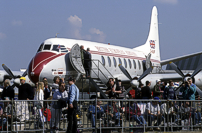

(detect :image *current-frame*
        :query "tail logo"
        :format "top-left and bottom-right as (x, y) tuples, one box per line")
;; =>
(149, 40), (155, 54)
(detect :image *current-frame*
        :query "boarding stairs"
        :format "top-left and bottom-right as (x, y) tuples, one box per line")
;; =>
(87, 59), (114, 99)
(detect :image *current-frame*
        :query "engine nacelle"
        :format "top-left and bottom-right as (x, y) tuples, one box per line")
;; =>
(130, 80), (139, 88)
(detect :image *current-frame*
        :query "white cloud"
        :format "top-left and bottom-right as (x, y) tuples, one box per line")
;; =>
(67, 15), (82, 28)
(89, 28), (106, 42)
(154, 0), (178, 5)
(89, 28), (104, 35)
(0, 32), (6, 40)
(12, 20), (22, 26)
(67, 15), (106, 42)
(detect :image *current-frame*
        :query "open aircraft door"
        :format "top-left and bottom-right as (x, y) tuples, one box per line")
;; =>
(69, 44), (86, 75)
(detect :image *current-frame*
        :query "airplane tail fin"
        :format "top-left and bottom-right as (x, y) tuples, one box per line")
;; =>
(134, 6), (160, 61)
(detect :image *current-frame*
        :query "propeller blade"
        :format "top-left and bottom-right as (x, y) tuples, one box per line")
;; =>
(118, 64), (133, 80)
(169, 62), (185, 78)
(138, 67), (153, 81)
(22, 70), (27, 77)
(191, 62), (202, 78)
(2, 64), (15, 79)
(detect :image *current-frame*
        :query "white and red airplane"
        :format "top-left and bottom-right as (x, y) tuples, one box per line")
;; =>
(25, 6), (202, 96)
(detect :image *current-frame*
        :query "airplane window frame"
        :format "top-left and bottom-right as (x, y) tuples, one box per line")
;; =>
(124, 58), (127, 68)
(138, 60), (141, 70)
(43, 44), (51, 50)
(128, 59), (132, 69)
(52, 45), (59, 52)
(113, 57), (117, 67)
(37, 43), (44, 52)
(118, 58), (122, 65)
(108, 56), (111, 67)
(101, 56), (105, 66)
(133, 60), (136, 69)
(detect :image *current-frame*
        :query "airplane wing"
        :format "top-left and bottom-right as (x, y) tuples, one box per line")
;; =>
(161, 51), (202, 65)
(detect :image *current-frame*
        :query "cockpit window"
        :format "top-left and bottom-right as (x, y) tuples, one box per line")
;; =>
(52, 44), (68, 53)
(37, 43), (44, 52)
(43, 44), (51, 50)
(52, 45), (59, 52)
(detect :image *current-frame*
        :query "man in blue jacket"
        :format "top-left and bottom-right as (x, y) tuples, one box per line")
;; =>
(66, 77), (79, 133)
(88, 100), (104, 127)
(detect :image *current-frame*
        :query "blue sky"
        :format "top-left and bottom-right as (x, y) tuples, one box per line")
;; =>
(1, 0), (202, 70)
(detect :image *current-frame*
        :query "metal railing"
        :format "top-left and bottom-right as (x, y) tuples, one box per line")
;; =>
(1, 99), (202, 132)
(83, 59), (114, 84)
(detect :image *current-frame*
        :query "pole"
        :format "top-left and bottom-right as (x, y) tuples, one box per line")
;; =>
(11, 99), (13, 133)
(95, 98), (97, 133)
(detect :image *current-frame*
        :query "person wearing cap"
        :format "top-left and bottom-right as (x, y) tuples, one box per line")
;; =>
(1, 79), (14, 100)
(16, 77), (33, 121)
(18, 77), (34, 100)
(141, 81), (151, 99)
(66, 77), (79, 133)
(50, 80), (68, 130)
(153, 79), (163, 99)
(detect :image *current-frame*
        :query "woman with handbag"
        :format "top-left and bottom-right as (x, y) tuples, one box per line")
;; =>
(50, 80), (68, 131)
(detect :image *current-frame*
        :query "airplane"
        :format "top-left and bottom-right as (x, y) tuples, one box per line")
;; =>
(7, 6), (201, 98)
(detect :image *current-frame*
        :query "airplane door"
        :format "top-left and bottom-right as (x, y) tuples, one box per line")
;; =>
(69, 44), (86, 75)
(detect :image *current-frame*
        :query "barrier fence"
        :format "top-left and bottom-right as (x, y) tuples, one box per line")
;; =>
(0, 99), (202, 132)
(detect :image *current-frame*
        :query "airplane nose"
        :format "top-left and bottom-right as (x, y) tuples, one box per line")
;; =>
(27, 52), (59, 83)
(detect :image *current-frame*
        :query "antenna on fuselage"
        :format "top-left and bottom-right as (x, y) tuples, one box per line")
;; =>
(55, 33), (59, 38)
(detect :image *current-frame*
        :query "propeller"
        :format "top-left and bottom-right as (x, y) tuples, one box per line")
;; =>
(2, 64), (28, 85)
(169, 61), (202, 80)
(169, 62), (202, 97)
(119, 64), (153, 87)
(22, 69), (27, 77)
(2, 64), (15, 79)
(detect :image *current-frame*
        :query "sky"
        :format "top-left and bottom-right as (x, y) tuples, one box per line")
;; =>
(1, 0), (202, 70)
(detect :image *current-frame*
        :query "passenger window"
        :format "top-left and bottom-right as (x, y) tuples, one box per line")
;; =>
(118, 58), (122, 65)
(124, 59), (127, 68)
(138, 60), (141, 70)
(133, 60), (136, 69)
(43, 44), (51, 50)
(128, 59), (132, 69)
(101, 56), (105, 66)
(37, 43), (44, 52)
(52, 45), (59, 52)
(108, 57), (111, 67)
(113, 57), (117, 67)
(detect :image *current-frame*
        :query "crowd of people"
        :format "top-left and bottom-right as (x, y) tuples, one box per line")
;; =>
(0, 76), (79, 133)
(0, 71), (201, 132)
(98, 77), (201, 131)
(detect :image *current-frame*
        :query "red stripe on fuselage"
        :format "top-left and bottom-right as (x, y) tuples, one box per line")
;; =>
(28, 52), (65, 83)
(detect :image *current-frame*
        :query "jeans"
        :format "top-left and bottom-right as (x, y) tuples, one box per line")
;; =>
(192, 112), (201, 124)
(91, 113), (103, 127)
(114, 112), (121, 125)
(147, 115), (163, 126)
(131, 115), (147, 125)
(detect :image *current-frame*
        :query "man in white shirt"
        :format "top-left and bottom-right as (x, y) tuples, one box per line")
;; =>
(146, 97), (163, 131)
